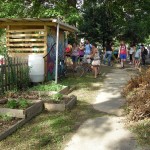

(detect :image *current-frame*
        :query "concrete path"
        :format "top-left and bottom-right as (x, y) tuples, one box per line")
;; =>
(64, 117), (142, 150)
(64, 68), (146, 150)
(93, 69), (130, 116)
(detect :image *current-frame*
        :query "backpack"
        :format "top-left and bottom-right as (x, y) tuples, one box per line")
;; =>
(65, 47), (71, 53)
(144, 48), (148, 55)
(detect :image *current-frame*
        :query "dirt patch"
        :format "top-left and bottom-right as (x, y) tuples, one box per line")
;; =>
(0, 118), (21, 133)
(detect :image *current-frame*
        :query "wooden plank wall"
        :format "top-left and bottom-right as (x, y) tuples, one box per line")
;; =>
(6, 26), (47, 57)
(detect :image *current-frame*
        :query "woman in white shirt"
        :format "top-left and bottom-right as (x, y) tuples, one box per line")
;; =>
(129, 44), (134, 64)
(89, 43), (100, 78)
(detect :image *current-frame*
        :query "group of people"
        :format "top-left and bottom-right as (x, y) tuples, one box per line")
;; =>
(65, 40), (100, 78)
(128, 44), (148, 68)
(103, 41), (148, 69)
(65, 40), (148, 78)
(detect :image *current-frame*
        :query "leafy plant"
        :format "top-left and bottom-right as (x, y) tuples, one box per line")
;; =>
(52, 93), (63, 102)
(6, 99), (30, 109)
(6, 100), (18, 109)
(31, 82), (63, 91)
(0, 114), (13, 121)
(18, 99), (29, 109)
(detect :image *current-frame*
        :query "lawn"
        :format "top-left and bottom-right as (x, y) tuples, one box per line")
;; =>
(0, 66), (111, 150)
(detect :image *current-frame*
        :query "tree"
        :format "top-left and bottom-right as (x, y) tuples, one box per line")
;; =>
(0, 0), (80, 24)
(79, 0), (150, 45)
(79, 0), (118, 46)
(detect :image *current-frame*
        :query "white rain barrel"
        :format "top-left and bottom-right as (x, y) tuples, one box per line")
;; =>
(28, 54), (44, 82)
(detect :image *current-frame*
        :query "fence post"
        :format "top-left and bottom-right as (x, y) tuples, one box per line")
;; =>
(0, 58), (4, 94)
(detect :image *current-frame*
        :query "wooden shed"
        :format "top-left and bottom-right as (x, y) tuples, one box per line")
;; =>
(0, 18), (78, 82)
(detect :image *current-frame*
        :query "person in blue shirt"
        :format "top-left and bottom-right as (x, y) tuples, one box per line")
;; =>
(84, 40), (92, 63)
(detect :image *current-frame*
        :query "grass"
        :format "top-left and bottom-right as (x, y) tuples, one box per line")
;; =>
(30, 81), (63, 92)
(2, 65), (149, 149)
(128, 119), (150, 147)
(0, 102), (105, 150)
(0, 66), (111, 150)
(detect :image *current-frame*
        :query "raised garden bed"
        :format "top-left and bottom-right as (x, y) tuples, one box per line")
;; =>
(43, 95), (77, 111)
(29, 86), (69, 97)
(0, 99), (43, 118)
(0, 98), (43, 141)
(0, 112), (42, 141)
(28, 82), (76, 97)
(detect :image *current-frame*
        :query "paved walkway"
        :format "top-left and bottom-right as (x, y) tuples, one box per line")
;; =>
(64, 67), (147, 150)
(93, 69), (129, 116)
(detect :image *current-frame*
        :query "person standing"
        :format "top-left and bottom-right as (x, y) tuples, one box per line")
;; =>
(65, 43), (72, 65)
(103, 42), (113, 66)
(71, 43), (79, 70)
(84, 40), (92, 63)
(134, 45), (141, 68)
(129, 44), (135, 64)
(118, 41), (127, 68)
(90, 43), (100, 78)
(78, 42), (85, 63)
(141, 44), (147, 66)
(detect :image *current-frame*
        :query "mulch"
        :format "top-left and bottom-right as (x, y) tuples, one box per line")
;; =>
(122, 68), (150, 121)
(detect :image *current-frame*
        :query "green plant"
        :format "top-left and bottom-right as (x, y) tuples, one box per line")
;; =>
(129, 119), (150, 146)
(6, 99), (30, 109)
(6, 100), (18, 109)
(31, 81), (63, 91)
(18, 99), (29, 109)
(0, 114), (13, 121)
(52, 93), (63, 102)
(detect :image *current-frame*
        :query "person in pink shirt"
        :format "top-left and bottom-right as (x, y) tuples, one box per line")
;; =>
(118, 41), (127, 68)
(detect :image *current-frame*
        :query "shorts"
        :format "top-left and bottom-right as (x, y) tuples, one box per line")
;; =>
(71, 56), (78, 63)
(135, 57), (140, 60)
(92, 60), (100, 66)
(120, 54), (126, 60)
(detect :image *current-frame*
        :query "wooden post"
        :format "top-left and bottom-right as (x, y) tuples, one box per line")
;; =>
(55, 21), (60, 84)
(6, 26), (10, 56)
(1, 58), (4, 93)
(44, 25), (48, 81)
(3, 57), (7, 91)
(8, 57), (10, 90)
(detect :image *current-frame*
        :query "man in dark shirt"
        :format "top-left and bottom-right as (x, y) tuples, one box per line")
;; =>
(103, 42), (113, 66)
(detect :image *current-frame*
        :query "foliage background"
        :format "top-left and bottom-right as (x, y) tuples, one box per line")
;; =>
(0, 0), (150, 48)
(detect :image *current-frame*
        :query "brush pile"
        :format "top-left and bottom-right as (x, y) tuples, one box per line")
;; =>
(122, 68), (150, 121)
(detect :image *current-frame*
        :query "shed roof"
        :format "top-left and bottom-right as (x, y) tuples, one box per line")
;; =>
(0, 18), (78, 32)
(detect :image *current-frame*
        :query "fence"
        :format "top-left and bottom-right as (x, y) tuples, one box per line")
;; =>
(0, 57), (29, 94)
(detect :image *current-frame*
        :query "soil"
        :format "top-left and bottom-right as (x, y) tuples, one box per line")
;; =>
(0, 118), (21, 133)
(7, 92), (39, 99)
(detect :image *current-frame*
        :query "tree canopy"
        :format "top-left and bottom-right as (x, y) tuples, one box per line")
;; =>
(79, 0), (150, 44)
(0, 0), (150, 45)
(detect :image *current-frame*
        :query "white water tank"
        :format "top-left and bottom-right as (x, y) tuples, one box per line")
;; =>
(28, 54), (44, 82)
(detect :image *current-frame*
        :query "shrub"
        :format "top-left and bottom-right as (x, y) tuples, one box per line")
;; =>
(6, 100), (18, 109)
(52, 93), (63, 102)
(18, 99), (29, 108)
